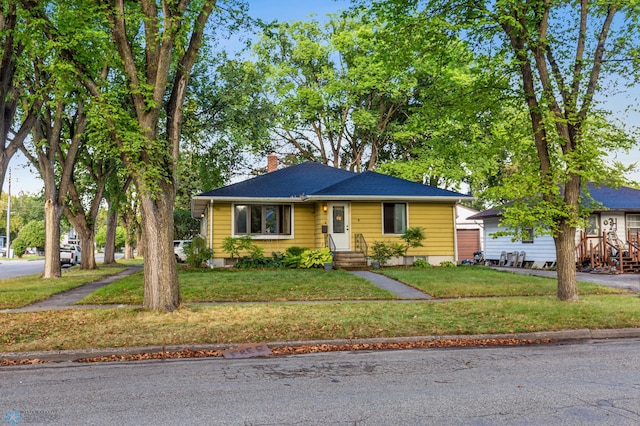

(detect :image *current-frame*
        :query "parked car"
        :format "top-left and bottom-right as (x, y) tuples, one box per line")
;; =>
(60, 244), (81, 266)
(174, 240), (191, 263)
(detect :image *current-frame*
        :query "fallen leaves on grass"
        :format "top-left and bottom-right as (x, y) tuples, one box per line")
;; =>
(74, 337), (554, 364)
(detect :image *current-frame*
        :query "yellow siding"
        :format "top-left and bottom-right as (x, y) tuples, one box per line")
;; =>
(209, 203), (320, 260)
(350, 202), (455, 256)
(207, 201), (455, 260)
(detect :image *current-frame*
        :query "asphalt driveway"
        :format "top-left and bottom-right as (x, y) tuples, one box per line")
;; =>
(492, 266), (640, 293)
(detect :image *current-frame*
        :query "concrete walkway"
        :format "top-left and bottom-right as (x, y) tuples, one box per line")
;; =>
(1, 265), (143, 313)
(348, 270), (433, 299)
(3, 265), (429, 313)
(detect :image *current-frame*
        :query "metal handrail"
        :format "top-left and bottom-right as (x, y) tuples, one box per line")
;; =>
(354, 233), (368, 259)
(325, 234), (336, 252)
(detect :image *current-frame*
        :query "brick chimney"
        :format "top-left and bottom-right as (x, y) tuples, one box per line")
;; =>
(267, 154), (278, 173)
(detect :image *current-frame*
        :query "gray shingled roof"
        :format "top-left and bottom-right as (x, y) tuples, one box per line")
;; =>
(312, 170), (467, 197)
(469, 183), (640, 220)
(197, 162), (356, 199)
(195, 162), (469, 200)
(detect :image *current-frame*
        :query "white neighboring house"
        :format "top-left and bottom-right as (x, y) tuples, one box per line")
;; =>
(469, 184), (640, 271)
(455, 205), (484, 263)
(469, 208), (556, 267)
(61, 228), (80, 245)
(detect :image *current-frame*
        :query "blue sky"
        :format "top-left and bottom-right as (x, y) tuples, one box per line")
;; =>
(4, 0), (639, 194)
(247, 0), (349, 22)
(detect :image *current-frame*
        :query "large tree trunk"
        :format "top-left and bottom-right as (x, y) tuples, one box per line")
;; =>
(103, 202), (117, 264)
(43, 199), (62, 278)
(554, 222), (579, 302)
(140, 192), (179, 311)
(120, 197), (138, 260)
(123, 212), (136, 260)
(136, 228), (144, 259)
(124, 241), (135, 259)
(79, 232), (96, 270)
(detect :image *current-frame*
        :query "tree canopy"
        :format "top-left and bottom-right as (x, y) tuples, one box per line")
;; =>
(366, 0), (639, 300)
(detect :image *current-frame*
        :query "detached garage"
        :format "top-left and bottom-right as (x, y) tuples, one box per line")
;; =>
(456, 205), (483, 263)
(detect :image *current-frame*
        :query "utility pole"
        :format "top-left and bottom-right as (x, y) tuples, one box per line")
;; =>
(5, 168), (10, 258)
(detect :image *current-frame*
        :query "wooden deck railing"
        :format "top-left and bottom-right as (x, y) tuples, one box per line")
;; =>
(576, 230), (640, 273)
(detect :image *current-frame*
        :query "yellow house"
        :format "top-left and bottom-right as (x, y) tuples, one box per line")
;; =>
(191, 161), (472, 267)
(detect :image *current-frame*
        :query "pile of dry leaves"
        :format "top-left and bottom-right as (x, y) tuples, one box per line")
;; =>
(1, 338), (555, 366)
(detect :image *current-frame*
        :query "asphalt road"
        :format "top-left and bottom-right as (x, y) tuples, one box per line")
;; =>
(0, 258), (44, 279)
(2, 338), (639, 425)
(0, 254), (121, 280)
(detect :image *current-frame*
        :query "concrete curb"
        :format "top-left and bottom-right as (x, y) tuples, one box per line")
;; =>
(3, 328), (640, 364)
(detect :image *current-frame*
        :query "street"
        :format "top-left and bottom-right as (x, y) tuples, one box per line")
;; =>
(0, 259), (44, 279)
(0, 254), (120, 280)
(2, 338), (639, 425)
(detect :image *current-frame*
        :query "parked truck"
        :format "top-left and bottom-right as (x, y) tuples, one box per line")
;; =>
(60, 244), (81, 266)
(174, 240), (191, 263)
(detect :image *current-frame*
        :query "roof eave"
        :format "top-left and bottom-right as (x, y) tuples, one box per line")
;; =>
(192, 194), (474, 217)
(191, 196), (307, 217)
(308, 195), (474, 202)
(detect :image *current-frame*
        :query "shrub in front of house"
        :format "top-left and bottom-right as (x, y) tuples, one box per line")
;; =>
(299, 248), (333, 269)
(370, 241), (404, 267)
(413, 259), (432, 268)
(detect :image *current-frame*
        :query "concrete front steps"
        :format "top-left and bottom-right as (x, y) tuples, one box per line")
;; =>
(333, 251), (368, 270)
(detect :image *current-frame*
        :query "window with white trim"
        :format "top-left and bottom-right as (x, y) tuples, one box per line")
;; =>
(586, 214), (600, 236)
(521, 227), (534, 243)
(627, 214), (640, 238)
(383, 203), (407, 234)
(234, 205), (292, 235)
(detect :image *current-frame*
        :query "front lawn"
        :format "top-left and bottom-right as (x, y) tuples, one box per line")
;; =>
(3, 295), (640, 352)
(2, 265), (638, 354)
(379, 266), (628, 298)
(79, 268), (397, 305)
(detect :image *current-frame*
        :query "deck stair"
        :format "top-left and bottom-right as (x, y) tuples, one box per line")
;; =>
(332, 251), (368, 270)
(576, 231), (640, 274)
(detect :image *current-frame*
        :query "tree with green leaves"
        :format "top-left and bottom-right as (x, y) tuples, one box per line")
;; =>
(255, 14), (426, 171)
(63, 138), (119, 270)
(12, 219), (45, 253)
(366, 0), (639, 300)
(22, 0), (248, 310)
(0, 2), (41, 200)
(94, 0), (223, 310)
(178, 53), (274, 196)
(254, 10), (515, 192)
(21, 78), (88, 278)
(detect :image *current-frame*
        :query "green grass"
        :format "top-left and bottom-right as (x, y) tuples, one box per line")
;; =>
(79, 268), (397, 305)
(379, 266), (628, 298)
(2, 265), (638, 353)
(0, 266), (126, 309)
(2, 295), (640, 352)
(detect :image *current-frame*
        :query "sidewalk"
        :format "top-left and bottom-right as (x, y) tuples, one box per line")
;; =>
(2, 266), (427, 313)
(3, 265), (640, 363)
(1, 265), (143, 313)
(348, 270), (433, 299)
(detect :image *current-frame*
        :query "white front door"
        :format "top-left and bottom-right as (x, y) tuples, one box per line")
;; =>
(329, 203), (350, 251)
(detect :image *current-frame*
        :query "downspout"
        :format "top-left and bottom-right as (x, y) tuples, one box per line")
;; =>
(209, 200), (214, 268)
(453, 203), (459, 264)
